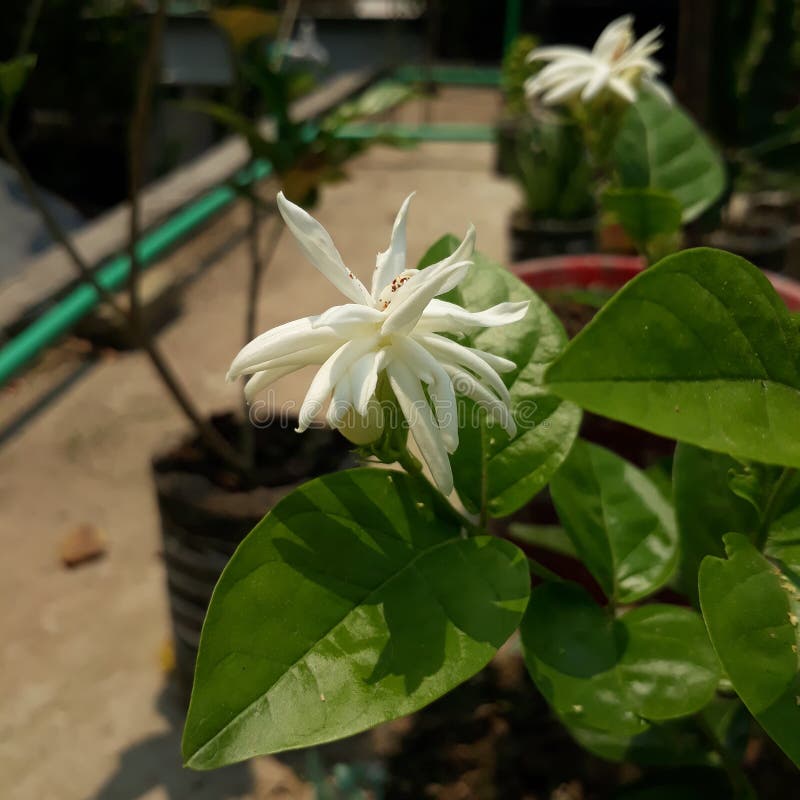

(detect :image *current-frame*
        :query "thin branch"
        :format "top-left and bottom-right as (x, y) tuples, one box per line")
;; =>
(272, 0), (302, 71)
(756, 467), (797, 551)
(125, 1), (247, 472)
(0, 128), (129, 322)
(241, 206), (283, 466)
(244, 208), (283, 345)
(127, 0), (168, 331)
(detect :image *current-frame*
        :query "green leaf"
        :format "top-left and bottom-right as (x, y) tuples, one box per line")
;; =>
(549, 440), (678, 603)
(418, 236), (582, 517)
(546, 248), (800, 470)
(567, 695), (747, 767)
(507, 523), (577, 558)
(322, 81), (414, 133)
(614, 90), (726, 222)
(699, 533), (800, 767)
(566, 718), (710, 766)
(672, 444), (760, 604)
(182, 468), (530, 769)
(768, 499), (800, 579)
(520, 582), (720, 736)
(0, 55), (36, 111)
(601, 187), (682, 251)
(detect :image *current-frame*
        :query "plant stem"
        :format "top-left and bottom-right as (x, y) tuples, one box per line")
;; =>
(395, 448), (481, 535)
(0, 128), (129, 322)
(244, 208), (283, 345)
(694, 713), (756, 799)
(127, 0), (167, 333)
(241, 206), (283, 467)
(478, 423), (489, 530)
(755, 467), (797, 551)
(124, 1), (247, 473)
(272, 0), (302, 71)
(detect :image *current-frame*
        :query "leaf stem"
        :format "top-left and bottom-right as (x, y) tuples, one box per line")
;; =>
(395, 449), (482, 536)
(479, 422), (489, 530)
(755, 467), (797, 552)
(694, 713), (756, 799)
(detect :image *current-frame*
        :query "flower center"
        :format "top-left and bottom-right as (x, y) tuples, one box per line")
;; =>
(376, 269), (418, 311)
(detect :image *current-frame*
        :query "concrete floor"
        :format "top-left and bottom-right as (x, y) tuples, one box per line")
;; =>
(0, 88), (518, 800)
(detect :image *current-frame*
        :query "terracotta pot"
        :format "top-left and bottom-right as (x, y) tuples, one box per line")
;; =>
(152, 413), (353, 698)
(512, 253), (800, 311)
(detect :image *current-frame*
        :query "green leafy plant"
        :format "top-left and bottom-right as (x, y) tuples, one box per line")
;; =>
(182, 187), (800, 796)
(523, 16), (726, 261)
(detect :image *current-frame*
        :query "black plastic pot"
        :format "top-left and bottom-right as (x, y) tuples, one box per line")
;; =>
(705, 215), (791, 273)
(152, 413), (353, 698)
(509, 209), (596, 261)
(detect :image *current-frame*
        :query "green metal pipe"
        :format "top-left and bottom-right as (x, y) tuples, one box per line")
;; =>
(0, 160), (271, 386)
(339, 122), (494, 143)
(0, 70), (501, 388)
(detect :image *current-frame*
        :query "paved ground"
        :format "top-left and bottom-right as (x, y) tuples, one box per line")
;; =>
(0, 88), (517, 800)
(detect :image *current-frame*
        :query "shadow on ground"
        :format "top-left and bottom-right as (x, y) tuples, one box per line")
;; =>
(92, 682), (253, 800)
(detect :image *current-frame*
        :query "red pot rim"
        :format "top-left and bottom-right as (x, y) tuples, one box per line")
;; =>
(512, 253), (800, 312)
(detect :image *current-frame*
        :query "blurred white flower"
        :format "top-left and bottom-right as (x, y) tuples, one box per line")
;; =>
(525, 14), (671, 106)
(227, 192), (529, 494)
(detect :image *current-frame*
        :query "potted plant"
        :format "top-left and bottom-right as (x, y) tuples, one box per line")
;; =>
(499, 35), (596, 259)
(523, 14), (726, 269)
(178, 186), (800, 796)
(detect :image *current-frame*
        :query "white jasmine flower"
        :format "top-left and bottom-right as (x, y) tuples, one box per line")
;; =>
(227, 192), (529, 494)
(525, 14), (671, 106)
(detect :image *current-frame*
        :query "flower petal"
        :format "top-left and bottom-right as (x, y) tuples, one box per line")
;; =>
(243, 363), (302, 403)
(641, 77), (673, 105)
(387, 359), (453, 495)
(527, 45), (593, 63)
(581, 64), (611, 101)
(277, 192), (371, 305)
(542, 73), (593, 104)
(425, 224), (476, 272)
(371, 192), (415, 300)
(297, 337), (379, 432)
(415, 299), (529, 335)
(393, 338), (458, 453)
(326, 370), (356, 428)
(593, 14), (633, 60)
(417, 333), (513, 406)
(381, 260), (472, 336)
(312, 303), (384, 335)
(608, 76), (637, 103)
(351, 348), (390, 416)
(227, 317), (342, 379)
(445, 366), (517, 439)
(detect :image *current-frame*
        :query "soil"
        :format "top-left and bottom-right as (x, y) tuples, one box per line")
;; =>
(381, 642), (798, 800)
